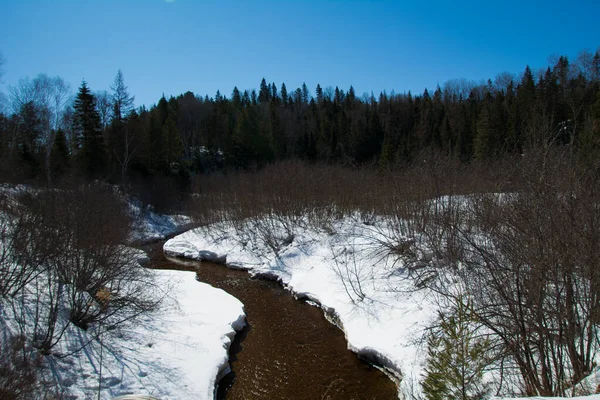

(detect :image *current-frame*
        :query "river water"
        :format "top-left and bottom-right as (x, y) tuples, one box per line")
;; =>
(146, 242), (398, 400)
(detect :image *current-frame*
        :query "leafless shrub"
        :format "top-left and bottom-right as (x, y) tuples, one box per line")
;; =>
(0, 335), (41, 400)
(0, 188), (60, 298)
(2, 183), (161, 356)
(329, 244), (368, 303)
(423, 147), (600, 396)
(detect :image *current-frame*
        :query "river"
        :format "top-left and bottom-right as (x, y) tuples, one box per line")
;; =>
(145, 241), (398, 400)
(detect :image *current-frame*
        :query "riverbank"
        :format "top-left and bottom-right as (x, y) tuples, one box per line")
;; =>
(164, 217), (439, 397)
(0, 250), (246, 399)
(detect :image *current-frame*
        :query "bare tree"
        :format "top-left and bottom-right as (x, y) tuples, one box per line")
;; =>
(109, 70), (136, 188)
(45, 77), (70, 183)
(95, 90), (113, 130)
(443, 78), (477, 101)
(9, 77), (37, 113)
(494, 72), (516, 92)
(9, 75), (70, 183)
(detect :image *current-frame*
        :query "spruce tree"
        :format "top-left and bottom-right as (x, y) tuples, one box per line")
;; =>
(271, 82), (278, 102)
(232, 87), (242, 109)
(258, 78), (270, 103)
(316, 84), (323, 104)
(422, 296), (491, 400)
(72, 81), (106, 179)
(280, 83), (288, 105)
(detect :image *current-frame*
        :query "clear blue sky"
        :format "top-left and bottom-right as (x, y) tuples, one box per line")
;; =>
(1, 0), (598, 108)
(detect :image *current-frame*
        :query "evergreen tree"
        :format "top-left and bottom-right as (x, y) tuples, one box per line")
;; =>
(232, 86), (242, 108)
(316, 84), (323, 104)
(49, 128), (70, 179)
(280, 83), (288, 105)
(232, 108), (257, 167)
(72, 81), (106, 179)
(110, 69), (135, 123)
(422, 296), (491, 400)
(269, 101), (285, 158)
(163, 112), (182, 171)
(259, 78), (270, 103)
(474, 92), (494, 160)
(301, 82), (310, 104)
(16, 101), (43, 170)
(271, 82), (278, 102)
(516, 66), (536, 146)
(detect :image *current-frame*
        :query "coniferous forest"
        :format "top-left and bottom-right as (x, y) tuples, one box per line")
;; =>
(1, 50), (599, 203)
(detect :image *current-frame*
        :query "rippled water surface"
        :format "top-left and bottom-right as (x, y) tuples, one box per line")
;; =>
(147, 242), (398, 400)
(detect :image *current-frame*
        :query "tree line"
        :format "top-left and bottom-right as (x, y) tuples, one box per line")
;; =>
(0, 49), (599, 190)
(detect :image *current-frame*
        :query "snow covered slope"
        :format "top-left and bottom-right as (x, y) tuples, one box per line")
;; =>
(1, 264), (245, 399)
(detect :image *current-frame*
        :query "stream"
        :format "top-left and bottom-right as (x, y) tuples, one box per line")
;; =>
(145, 241), (398, 400)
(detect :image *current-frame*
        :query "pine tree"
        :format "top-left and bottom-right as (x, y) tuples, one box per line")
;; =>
(280, 83), (288, 105)
(422, 296), (491, 400)
(301, 82), (310, 104)
(316, 84), (323, 104)
(516, 66), (536, 146)
(259, 78), (270, 103)
(271, 82), (278, 102)
(72, 81), (106, 179)
(232, 86), (242, 108)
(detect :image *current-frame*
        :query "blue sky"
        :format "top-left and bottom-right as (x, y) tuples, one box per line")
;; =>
(1, 0), (598, 108)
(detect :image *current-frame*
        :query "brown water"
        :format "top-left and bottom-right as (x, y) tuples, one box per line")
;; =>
(146, 242), (398, 400)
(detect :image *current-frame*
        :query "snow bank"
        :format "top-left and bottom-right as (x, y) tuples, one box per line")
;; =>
(79, 268), (245, 399)
(164, 217), (438, 397)
(1, 266), (245, 400)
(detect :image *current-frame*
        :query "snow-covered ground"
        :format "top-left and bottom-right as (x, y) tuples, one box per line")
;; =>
(0, 259), (246, 400)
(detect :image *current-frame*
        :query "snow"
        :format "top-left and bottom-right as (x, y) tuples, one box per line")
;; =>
(128, 199), (192, 242)
(164, 216), (440, 397)
(1, 265), (245, 399)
